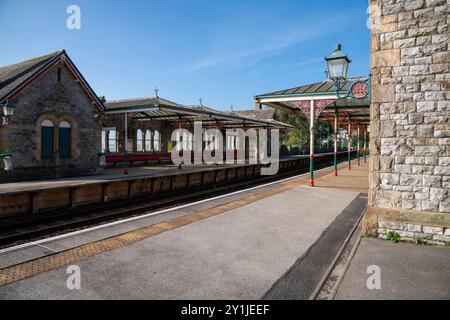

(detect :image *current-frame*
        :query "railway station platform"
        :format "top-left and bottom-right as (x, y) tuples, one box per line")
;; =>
(0, 154), (346, 194)
(335, 238), (450, 300)
(0, 159), (369, 299)
(0, 152), (355, 217)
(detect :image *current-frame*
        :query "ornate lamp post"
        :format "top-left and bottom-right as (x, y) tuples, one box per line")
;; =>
(326, 44), (372, 172)
(325, 44), (351, 174)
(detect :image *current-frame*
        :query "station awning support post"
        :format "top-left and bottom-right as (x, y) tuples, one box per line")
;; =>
(347, 116), (352, 171)
(310, 100), (315, 187)
(364, 125), (367, 163)
(357, 123), (361, 166)
(334, 110), (338, 176)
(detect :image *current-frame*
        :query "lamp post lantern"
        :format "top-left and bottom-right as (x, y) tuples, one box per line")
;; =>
(325, 43), (351, 82)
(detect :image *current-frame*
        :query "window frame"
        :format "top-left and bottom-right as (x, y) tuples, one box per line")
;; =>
(145, 129), (152, 152)
(153, 130), (160, 152)
(107, 128), (118, 153)
(136, 129), (144, 152)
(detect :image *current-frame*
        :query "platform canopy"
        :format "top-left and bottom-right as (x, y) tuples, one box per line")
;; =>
(254, 77), (370, 126)
(255, 76), (371, 187)
(105, 97), (297, 131)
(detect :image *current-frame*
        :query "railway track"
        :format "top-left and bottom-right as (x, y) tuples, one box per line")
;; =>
(0, 153), (358, 249)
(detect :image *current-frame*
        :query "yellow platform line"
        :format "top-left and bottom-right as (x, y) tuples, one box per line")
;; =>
(0, 162), (359, 287)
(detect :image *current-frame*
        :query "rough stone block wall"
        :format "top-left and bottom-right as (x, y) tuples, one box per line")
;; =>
(0, 64), (102, 181)
(369, 0), (450, 217)
(378, 220), (450, 245)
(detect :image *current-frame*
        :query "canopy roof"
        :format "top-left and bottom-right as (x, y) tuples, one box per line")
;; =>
(105, 97), (296, 130)
(233, 108), (278, 121)
(255, 77), (370, 126)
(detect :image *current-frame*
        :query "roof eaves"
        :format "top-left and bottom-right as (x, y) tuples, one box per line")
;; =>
(0, 51), (63, 103)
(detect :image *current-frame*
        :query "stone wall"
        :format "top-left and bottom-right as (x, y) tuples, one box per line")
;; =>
(378, 220), (450, 245)
(367, 0), (450, 243)
(0, 64), (102, 181)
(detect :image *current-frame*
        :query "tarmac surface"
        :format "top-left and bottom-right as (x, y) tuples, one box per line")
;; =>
(335, 238), (450, 300)
(0, 162), (367, 299)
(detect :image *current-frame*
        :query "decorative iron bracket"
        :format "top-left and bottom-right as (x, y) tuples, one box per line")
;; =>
(286, 99), (336, 125)
(335, 78), (370, 100)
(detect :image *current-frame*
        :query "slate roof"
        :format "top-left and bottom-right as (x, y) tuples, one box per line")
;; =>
(0, 50), (104, 111)
(255, 76), (370, 124)
(255, 77), (369, 98)
(0, 51), (62, 102)
(106, 96), (186, 110)
(234, 108), (278, 121)
(105, 98), (296, 130)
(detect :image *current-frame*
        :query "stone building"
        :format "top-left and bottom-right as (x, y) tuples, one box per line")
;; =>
(365, 0), (450, 244)
(0, 50), (104, 181)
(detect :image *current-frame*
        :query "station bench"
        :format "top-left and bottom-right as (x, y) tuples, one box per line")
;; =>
(106, 151), (238, 168)
(0, 151), (359, 217)
(106, 154), (172, 167)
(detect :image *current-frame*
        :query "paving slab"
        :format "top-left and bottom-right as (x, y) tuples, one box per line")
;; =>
(335, 238), (450, 300)
(0, 185), (360, 299)
(0, 172), (312, 269)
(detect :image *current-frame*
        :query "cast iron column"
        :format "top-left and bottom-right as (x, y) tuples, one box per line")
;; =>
(334, 111), (338, 176)
(347, 118), (352, 171)
(310, 100), (315, 187)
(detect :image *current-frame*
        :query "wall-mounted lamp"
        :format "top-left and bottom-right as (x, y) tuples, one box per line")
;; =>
(1, 153), (13, 172)
(1, 100), (16, 127)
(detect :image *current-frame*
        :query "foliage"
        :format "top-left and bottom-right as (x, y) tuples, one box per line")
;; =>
(278, 111), (334, 150)
(414, 238), (427, 245)
(386, 231), (401, 243)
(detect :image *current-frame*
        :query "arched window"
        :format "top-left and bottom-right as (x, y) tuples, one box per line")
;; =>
(136, 129), (143, 152)
(154, 130), (160, 151)
(145, 129), (152, 152)
(41, 120), (54, 157)
(59, 121), (72, 157)
(182, 131), (193, 151)
(204, 132), (210, 151)
(108, 129), (117, 153)
(188, 132), (193, 151)
(227, 135), (236, 151)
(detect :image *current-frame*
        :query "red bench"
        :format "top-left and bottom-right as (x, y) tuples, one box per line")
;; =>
(106, 151), (238, 167)
(106, 154), (172, 167)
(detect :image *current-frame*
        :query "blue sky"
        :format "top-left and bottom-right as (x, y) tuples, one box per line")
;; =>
(0, 0), (370, 110)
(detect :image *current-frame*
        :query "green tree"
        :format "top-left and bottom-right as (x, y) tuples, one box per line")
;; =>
(279, 111), (334, 151)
